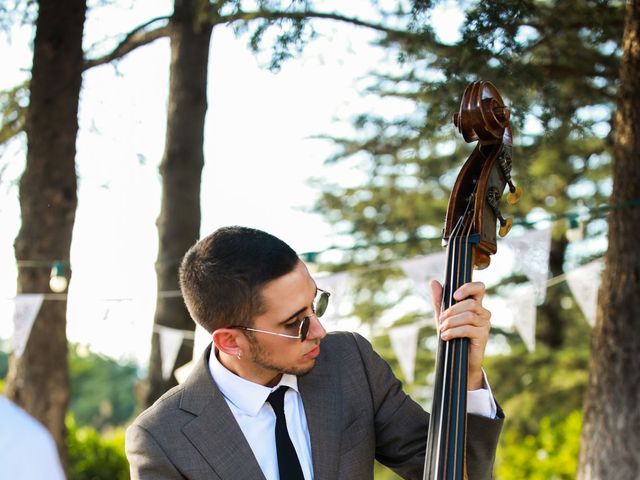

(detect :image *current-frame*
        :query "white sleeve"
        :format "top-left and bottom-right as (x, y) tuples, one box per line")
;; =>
(0, 398), (65, 480)
(466, 369), (498, 419)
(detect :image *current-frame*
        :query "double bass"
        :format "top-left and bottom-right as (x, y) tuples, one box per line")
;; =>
(423, 81), (521, 479)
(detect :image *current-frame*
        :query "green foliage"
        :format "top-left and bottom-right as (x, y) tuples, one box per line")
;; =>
(0, 346), (8, 380)
(485, 343), (589, 436)
(375, 460), (403, 479)
(0, 81), (28, 146)
(470, 337), (588, 479)
(0, 1), (38, 33)
(496, 411), (582, 480)
(0, 344), (138, 429)
(67, 415), (129, 480)
(313, 0), (620, 335)
(371, 322), (589, 479)
(69, 344), (139, 430)
(219, 1), (321, 71)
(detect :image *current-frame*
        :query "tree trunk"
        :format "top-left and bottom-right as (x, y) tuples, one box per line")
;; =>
(5, 0), (86, 470)
(536, 234), (569, 348)
(144, 0), (212, 406)
(578, 1), (640, 478)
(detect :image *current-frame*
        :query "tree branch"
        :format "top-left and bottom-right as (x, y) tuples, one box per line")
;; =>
(83, 16), (171, 71)
(82, 8), (450, 72)
(213, 9), (450, 52)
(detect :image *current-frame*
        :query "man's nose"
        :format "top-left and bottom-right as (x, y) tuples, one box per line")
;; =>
(307, 314), (327, 340)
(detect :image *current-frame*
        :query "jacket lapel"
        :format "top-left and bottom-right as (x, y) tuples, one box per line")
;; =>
(179, 344), (266, 480)
(299, 351), (342, 479)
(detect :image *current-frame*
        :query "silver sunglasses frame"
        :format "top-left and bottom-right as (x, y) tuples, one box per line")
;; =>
(231, 288), (330, 342)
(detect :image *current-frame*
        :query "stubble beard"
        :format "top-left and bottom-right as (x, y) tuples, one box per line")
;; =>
(247, 338), (315, 377)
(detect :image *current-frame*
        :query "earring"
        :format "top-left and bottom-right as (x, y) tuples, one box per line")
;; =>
(236, 350), (242, 360)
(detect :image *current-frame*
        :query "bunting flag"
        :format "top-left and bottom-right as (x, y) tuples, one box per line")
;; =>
(315, 271), (350, 322)
(505, 227), (552, 302)
(388, 323), (420, 384)
(193, 324), (212, 361)
(399, 252), (447, 309)
(566, 259), (603, 327)
(156, 325), (189, 380)
(173, 326), (211, 384)
(11, 294), (45, 359)
(506, 284), (537, 352)
(174, 360), (194, 384)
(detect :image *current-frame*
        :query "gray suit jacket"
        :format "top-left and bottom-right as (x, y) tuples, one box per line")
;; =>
(126, 332), (503, 479)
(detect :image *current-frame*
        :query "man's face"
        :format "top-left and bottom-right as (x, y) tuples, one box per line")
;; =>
(243, 260), (327, 385)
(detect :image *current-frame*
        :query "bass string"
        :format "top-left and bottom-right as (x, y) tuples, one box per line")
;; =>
(454, 221), (475, 476)
(442, 219), (475, 477)
(433, 185), (478, 477)
(432, 235), (456, 476)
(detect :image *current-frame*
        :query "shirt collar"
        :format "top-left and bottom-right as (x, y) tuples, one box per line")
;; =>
(209, 347), (299, 417)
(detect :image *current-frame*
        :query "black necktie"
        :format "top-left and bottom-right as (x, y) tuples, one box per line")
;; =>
(266, 386), (305, 480)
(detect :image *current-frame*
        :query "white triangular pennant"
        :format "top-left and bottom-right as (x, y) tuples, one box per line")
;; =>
(506, 285), (537, 352)
(12, 294), (45, 358)
(566, 260), (603, 327)
(174, 360), (194, 384)
(506, 228), (552, 302)
(193, 324), (212, 361)
(388, 323), (420, 384)
(399, 252), (447, 308)
(157, 326), (185, 380)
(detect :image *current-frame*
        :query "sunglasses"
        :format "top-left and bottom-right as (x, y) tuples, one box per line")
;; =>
(231, 288), (330, 342)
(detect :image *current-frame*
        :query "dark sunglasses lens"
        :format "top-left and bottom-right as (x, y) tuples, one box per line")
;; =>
(300, 317), (310, 342)
(316, 293), (329, 317)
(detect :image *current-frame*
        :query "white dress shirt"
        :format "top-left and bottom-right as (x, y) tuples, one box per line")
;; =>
(0, 395), (66, 480)
(209, 348), (497, 480)
(209, 350), (314, 480)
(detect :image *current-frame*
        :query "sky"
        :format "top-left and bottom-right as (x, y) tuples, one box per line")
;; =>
(0, 1), (469, 364)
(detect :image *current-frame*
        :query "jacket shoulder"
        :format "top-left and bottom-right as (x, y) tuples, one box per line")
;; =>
(130, 384), (188, 431)
(322, 330), (370, 352)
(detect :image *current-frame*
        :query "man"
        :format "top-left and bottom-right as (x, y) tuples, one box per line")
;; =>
(126, 226), (503, 479)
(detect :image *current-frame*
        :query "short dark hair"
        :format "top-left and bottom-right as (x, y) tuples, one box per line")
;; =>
(179, 226), (299, 332)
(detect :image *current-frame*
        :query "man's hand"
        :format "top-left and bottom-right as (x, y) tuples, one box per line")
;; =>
(430, 280), (491, 390)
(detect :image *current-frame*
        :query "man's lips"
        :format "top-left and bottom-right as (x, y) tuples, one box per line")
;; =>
(305, 345), (321, 359)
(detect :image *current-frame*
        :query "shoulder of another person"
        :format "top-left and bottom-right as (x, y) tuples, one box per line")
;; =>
(0, 397), (52, 442)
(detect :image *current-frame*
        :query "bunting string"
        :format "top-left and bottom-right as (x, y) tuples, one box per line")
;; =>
(3, 227), (605, 383)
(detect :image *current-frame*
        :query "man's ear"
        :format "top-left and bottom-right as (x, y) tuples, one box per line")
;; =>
(213, 328), (243, 357)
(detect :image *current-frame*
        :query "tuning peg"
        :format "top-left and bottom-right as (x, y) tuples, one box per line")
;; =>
(497, 146), (522, 204)
(507, 184), (522, 205)
(499, 217), (513, 237)
(487, 186), (513, 237)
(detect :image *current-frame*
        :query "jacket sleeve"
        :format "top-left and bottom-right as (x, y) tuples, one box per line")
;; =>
(126, 423), (185, 480)
(350, 332), (503, 480)
(466, 407), (504, 479)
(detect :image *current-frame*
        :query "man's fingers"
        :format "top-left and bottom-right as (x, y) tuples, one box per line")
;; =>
(440, 325), (475, 341)
(453, 281), (486, 302)
(439, 309), (489, 330)
(440, 318), (491, 341)
(430, 279), (443, 323)
(440, 298), (487, 321)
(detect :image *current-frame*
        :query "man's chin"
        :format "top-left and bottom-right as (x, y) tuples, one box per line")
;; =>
(294, 366), (314, 377)
(282, 363), (315, 377)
